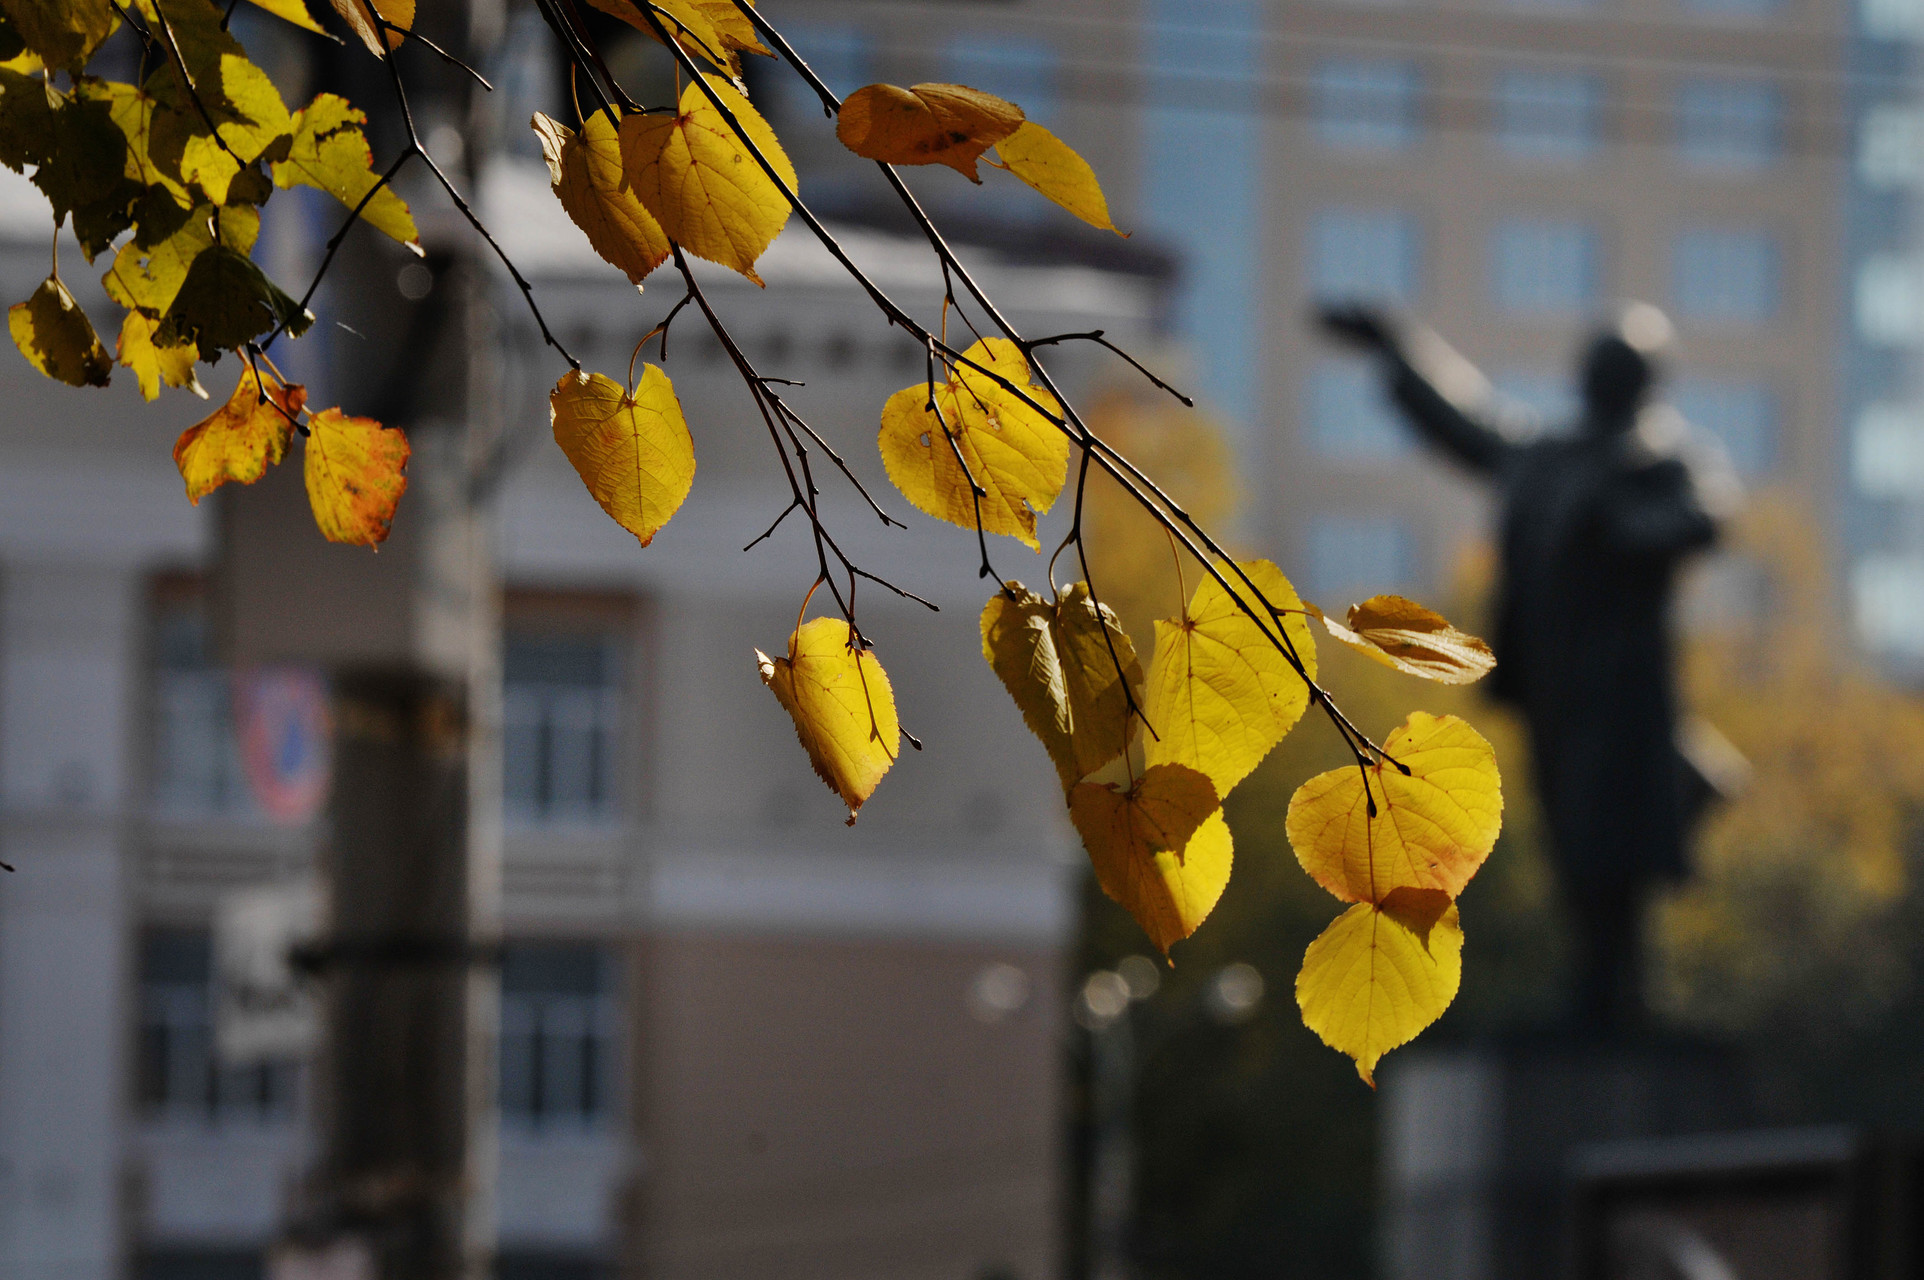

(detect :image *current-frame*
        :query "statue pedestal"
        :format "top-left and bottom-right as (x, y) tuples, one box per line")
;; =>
(1377, 1037), (1750, 1280)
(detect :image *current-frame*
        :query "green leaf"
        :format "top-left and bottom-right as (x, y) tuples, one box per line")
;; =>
(272, 94), (417, 249)
(158, 243), (310, 360)
(0, 0), (114, 71)
(10, 275), (111, 386)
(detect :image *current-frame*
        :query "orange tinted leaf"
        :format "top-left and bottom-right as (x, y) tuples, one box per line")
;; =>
(303, 407), (409, 545)
(836, 82), (1024, 180)
(325, 0), (411, 55)
(1287, 712), (1503, 904)
(1315, 595), (1496, 685)
(1297, 888), (1462, 1085)
(173, 366), (304, 503)
(1070, 762), (1228, 956)
(756, 617), (900, 823)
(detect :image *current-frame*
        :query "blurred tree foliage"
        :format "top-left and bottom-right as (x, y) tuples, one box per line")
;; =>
(1653, 498), (1924, 1124)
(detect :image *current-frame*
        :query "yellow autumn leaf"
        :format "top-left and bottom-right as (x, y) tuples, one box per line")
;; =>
(756, 616), (900, 824)
(274, 94), (420, 251)
(1070, 763), (1228, 957)
(533, 109), (669, 286)
(1287, 712), (1503, 905)
(10, 275), (110, 387)
(619, 74), (794, 284)
(1296, 889), (1462, 1085)
(325, 0), (411, 55)
(981, 580), (1142, 793)
(585, 0), (768, 77)
(836, 82), (1024, 180)
(549, 365), (695, 547)
(246, 0), (326, 33)
(173, 366), (305, 503)
(304, 407), (409, 546)
(5, 0), (114, 70)
(878, 336), (1066, 549)
(1315, 595), (1496, 685)
(1142, 559), (1317, 800)
(993, 121), (1123, 236)
(117, 310), (203, 401)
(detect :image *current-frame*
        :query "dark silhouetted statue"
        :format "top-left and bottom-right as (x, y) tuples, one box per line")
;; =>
(1318, 302), (1738, 1032)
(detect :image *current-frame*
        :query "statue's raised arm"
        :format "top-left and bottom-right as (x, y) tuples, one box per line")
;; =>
(1317, 302), (1512, 474)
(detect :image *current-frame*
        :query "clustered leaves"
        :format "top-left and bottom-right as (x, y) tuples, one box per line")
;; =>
(13, 0), (1503, 1081)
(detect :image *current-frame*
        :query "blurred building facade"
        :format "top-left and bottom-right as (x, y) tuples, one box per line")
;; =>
(769, 0), (1853, 632)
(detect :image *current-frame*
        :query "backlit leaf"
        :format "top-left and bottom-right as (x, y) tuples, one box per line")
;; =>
(0, 0), (114, 70)
(245, 0), (325, 33)
(158, 243), (311, 360)
(1070, 763), (1228, 956)
(756, 616), (900, 824)
(1315, 595), (1496, 685)
(981, 580), (1142, 793)
(1287, 712), (1503, 905)
(82, 79), (192, 208)
(118, 310), (203, 400)
(274, 94), (419, 250)
(35, 85), (143, 259)
(304, 407), (408, 545)
(104, 203), (257, 319)
(173, 365), (304, 502)
(836, 82), (1023, 181)
(10, 275), (110, 386)
(993, 121), (1122, 235)
(325, 0), (411, 55)
(585, 0), (768, 78)
(0, 66), (53, 171)
(532, 109), (668, 285)
(878, 336), (1066, 549)
(1142, 559), (1317, 799)
(549, 365), (695, 547)
(1297, 889), (1462, 1085)
(619, 74), (794, 283)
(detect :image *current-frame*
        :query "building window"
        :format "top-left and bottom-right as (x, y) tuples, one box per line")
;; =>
(1305, 358), (1408, 460)
(1308, 207), (1422, 304)
(151, 592), (252, 818)
(500, 942), (619, 1130)
(137, 928), (297, 1124)
(1671, 228), (1780, 323)
(1306, 514), (1416, 604)
(1854, 403), (1924, 498)
(1670, 377), (1779, 478)
(1494, 69), (1603, 160)
(1490, 218), (1601, 314)
(503, 629), (625, 825)
(1681, 0), (1780, 17)
(1676, 78), (1782, 170)
(1854, 556), (1924, 656)
(947, 36), (1059, 123)
(1310, 58), (1423, 151)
